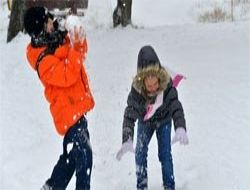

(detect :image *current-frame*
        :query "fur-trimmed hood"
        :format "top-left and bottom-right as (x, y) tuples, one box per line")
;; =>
(132, 64), (171, 94)
(132, 46), (171, 95)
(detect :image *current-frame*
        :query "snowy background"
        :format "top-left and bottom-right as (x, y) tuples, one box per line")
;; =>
(1, 0), (250, 189)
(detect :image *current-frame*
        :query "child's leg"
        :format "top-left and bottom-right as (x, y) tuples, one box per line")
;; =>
(45, 130), (77, 189)
(46, 152), (75, 189)
(45, 116), (92, 190)
(71, 118), (92, 189)
(135, 122), (154, 190)
(156, 122), (175, 189)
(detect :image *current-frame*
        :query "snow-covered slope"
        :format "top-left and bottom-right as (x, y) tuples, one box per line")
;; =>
(1, 0), (250, 190)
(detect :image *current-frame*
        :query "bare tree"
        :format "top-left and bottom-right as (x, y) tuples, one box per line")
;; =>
(231, 0), (234, 21)
(113, 0), (132, 27)
(7, 0), (25, 43)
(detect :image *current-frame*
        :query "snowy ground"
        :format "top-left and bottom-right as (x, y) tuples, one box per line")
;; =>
(1, 1), (250, 190)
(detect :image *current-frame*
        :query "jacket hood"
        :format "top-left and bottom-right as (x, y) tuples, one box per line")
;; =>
(133, 46), (171, 95)
(137, 45), (161, 70)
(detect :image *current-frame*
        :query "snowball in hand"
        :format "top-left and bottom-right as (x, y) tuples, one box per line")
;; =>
(65, 15), (83, 31)
(65, 15), (86, 44)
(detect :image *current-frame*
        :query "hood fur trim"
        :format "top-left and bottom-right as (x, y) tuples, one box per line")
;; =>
(132, 64), (171, 94)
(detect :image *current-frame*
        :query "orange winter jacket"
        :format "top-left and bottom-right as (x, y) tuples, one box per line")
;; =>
(26, 37), (95, 135)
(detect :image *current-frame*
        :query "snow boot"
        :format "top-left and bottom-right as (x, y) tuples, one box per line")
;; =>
(40, 183), (52, 190)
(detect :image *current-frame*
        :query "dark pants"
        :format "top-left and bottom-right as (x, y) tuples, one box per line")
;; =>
(135, 121), (175, 190)
(46, 116), (92, 190)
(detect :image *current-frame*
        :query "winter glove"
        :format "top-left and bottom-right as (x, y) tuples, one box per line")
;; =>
(144, 91), (164, 121)
(116, 138), (135, 161)
(171, 127), (189, 145)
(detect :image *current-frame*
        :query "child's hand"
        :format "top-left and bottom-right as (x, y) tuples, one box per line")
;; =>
(116, 138), (135, 161)
(69, 26), (86, 49)
(171, 127), (189, 145)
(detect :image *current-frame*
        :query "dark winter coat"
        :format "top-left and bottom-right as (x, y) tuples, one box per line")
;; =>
(122, 46), (186, 143)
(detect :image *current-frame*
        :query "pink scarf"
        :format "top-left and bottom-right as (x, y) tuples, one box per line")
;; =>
(144, 66), (186, 121)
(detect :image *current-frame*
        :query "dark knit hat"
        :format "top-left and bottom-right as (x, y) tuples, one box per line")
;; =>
(137, 45), (161, 70)
(24, 6), (53, 37)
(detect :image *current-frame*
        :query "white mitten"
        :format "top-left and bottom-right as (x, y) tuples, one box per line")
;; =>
(116, 138), (135, 161)
(65, 15), (86, 46)
(171, 127), (189, 145)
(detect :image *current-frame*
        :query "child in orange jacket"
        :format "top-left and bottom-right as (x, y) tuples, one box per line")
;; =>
(24, 6), (95, 190)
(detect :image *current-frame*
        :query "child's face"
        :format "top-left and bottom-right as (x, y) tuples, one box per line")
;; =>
(45, 18), (55, 33)
(144, 75), (159, 96)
